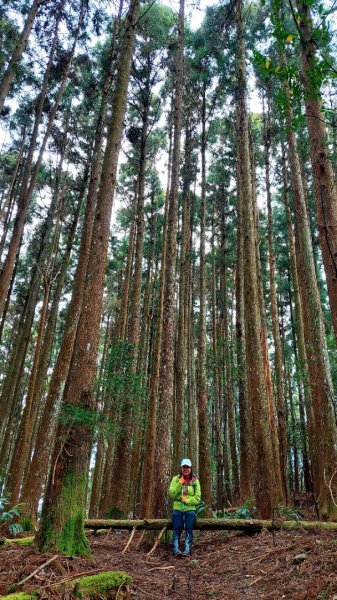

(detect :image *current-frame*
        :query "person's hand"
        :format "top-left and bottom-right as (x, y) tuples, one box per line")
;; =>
(180, 496), (187, 503)
(179, 476), (184, 484)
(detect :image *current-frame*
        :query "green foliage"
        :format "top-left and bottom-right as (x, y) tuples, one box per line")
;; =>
(218, 498), (256, 520)
(59, 403), (99, 431)
(196, 501), (208, 516)
(278, 504), (302, 522)
(104, 507), (125, 519)
(0, 490), (23, 536)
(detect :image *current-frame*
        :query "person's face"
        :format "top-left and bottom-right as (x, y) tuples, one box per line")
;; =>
(182, 465), (192, 476)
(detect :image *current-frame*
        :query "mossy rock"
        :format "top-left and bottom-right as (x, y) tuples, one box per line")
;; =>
(61, 571), (131, 599)
(0, 537), (34, 547)
(0, 593), (38, 600)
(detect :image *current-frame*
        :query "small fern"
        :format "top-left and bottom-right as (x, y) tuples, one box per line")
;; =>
(277, 504), (302, 521)
(0, 491), (23, 536)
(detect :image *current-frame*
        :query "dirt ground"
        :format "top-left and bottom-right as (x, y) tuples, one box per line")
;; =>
(1, 504), (337, 599)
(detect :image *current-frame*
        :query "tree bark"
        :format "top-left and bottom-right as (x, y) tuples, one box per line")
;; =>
(198, 82), (211, 506)
(263, 98), (287, 501)
(153, 0), (185, 519)
(236, 0), (280, 518)
(276, 22), (337, 518)
(6, 172), (64, 505)
(85, 518), (337, 532)
(295, 0), (337, 344)
(0, 0), (44, 113)
(0, 10), (82, 317)
(36, 0), (140, 555)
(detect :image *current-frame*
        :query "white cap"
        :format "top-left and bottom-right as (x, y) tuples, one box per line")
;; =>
(181, 458), (192, 467)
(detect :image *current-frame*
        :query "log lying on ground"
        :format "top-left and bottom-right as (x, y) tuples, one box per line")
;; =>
(0, 537), (34, 547)
(85, 518), (337, 532)
(55, 571), (131, 598)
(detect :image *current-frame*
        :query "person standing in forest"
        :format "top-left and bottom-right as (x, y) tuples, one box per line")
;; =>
(169, 458), (201, 557)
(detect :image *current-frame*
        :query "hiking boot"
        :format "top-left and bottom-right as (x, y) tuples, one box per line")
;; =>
(181, 552), (190, 557)
(173, 550), (182, 557)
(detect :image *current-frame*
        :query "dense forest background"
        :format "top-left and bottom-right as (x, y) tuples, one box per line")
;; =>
(1, 0), (337, 556)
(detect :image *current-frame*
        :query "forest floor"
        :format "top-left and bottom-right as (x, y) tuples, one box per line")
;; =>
(1, 497), (337, 599)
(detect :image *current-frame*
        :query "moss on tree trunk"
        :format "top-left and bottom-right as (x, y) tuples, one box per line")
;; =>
(36, 470), (90, 556)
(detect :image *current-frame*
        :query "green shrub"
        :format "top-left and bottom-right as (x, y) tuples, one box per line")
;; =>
(219, 497), (256, 520)
(0, 486), (23, 536)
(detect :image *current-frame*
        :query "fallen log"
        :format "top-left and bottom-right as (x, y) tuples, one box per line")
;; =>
(85, 518), (337, 532)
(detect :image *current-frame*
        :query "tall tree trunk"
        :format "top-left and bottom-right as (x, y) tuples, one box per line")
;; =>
(187, 229), (199, 472)
(128, 192), (158, 512)
(0, 188), (61, 453)
(109, 80), (150, 514)
(212, 208), (223, 509)
(0, 9), (83, 317)
(19, 184), (85, 522)
(153, 0), (185, 519)
(6, 173), (64, 504)
(250, 125), (284, 504)
(295, 0), (337, 344)
(118, 188), (138, 341)
(173, 123), (192, 472)
(276, 24), (337, 518)
(0, 128), (26, 264)
(236, 0), (280, 517)
(235, 170), (252, 500)
(263, 99), (287, 501)
(36, 0), (139, 555)
(0, 0), (43, 113)
(139, 113), (173, 518)
(293, 147), (335, 511)
(20, 25), (119, 521)
(198, 82), (212, 506)
(88, 315), (112, 518)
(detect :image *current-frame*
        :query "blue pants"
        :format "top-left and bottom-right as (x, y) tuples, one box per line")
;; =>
(172, 510), (196, 554)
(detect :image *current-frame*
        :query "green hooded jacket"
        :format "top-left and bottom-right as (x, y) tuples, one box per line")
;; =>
(169, 474), (201, 512)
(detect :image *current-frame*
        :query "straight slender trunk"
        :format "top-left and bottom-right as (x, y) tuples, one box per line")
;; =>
(110, 83), (150, 513)
(235, 171), (251, 500)
(21, 26), (119, 520)
(236, 0), (280, 517)
(153, 0), (185, 518)
(295, 0), (337, 344)
(263, 100), (287, 500)
(36, 0), (139, 555)
(282, 148), (314, 494)
(250, 125), (284, 504)
(128, 195), (158, 512)
(88, 315), (112, 518)
(0, 128), (26, 264)
(187, 240), (199, 473)
(198, 85), (211, 506)
(19, 184), (86, 522)
(118, 188), (138, 341)
(0, 0), (43, 113)
(6, 175), (64, 504)
(0, 187), (61, 453)
(173, 124), (192, 471)
(140, 114), (173, 518)
(0, 10), (82, 316)
(276, 25), (337, 517)
(212, 210), (223, 509)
